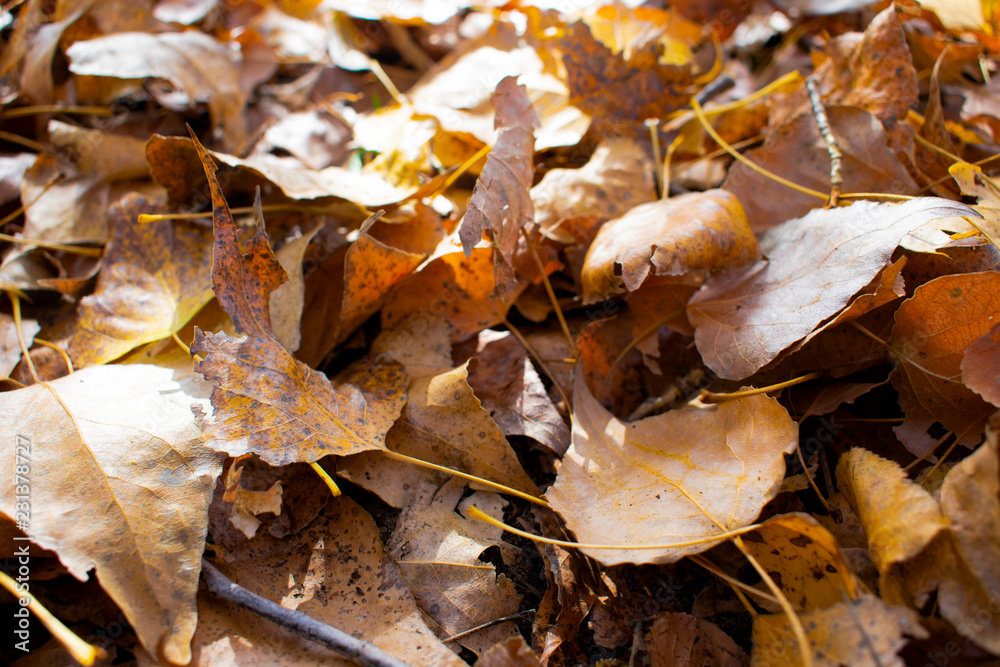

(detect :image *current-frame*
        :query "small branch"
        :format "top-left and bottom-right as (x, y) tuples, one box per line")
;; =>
(698, 372), (820, 404)
(200, 559), (410, 667)
(805, 77), (842, 207)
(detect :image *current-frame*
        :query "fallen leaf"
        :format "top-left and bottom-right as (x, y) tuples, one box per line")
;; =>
(751, 595), (926, 667)
(531, 138), (657, 245)
(688, 198), (975, 380)
(561, 20), (693, 134)
(67, 31), (247, 151)
(740, 513), (861, 613)
(545, 370), (797, 566)
(388, 478), (522, 656)
(459, 76), (539, 296)
(0, 312), (38, 376)
(209, 494), (466, 666)
(582, 189), (759, 303)
(0, 362), (224, 665)
(835, 448), (948, 585)
(888, 271), (1000, 454)
(461, 329), (570, 456)
(54, 193), (214, 370)
(476, 636), (541, 667)
(187, 135), (407, 465)
(963, 321), (1000, 406)
(723, 106), (920, 231)
(643, 612), (747, 667)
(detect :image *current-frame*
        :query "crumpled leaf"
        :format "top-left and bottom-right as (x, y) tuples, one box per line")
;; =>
(66, 31), (247, 151)
(205, 495), (465, 666)
(187, 134), (407, 465)
(581, 189), (759, 303)
(459, 76), (539, 296)
(561, 20), (693, 133)
(688, 198), (976, 380)
(0, 362), (224, 665)
(888, 271), (1000, 454)
(531, 138), (657, 244)
(751, 595), (926, 667)
(545, 370), (797, 566)
(388, 478), (522, 656)
(339, 315), (538, 506)
(462, 329), (570, 456)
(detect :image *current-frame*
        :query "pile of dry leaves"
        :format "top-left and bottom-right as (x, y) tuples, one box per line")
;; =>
(1, 1), (1000, 665)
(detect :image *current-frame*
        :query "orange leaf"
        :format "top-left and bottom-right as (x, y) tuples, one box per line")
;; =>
(888, 271), (1000, 454)
(581, 189), (758, 303)
(187, 133), (406, 465)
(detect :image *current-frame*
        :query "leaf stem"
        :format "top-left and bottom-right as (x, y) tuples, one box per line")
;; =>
(467, 506), (760, 550)
(502, 317), (571, 413)
(0, 569), (107, 665)
(520, 226), (575, 355)
(32, 338), (73, 375)
(699, 371), (820, 404)
(381, 450), (549, 507)
(309, 461), (342, 496)
(9, 292), (39, 383)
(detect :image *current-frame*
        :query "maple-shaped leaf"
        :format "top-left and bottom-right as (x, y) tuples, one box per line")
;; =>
(459, 76), (539, 296)
(581, 189), (759, 303)
(187, 133), (407, 465)
(0, 362), (224, 665)
(688, 198), (976, 380)
(561, 20), (693, 131)
(545, 370), (797, 566)
(888, 271), (1000, 454)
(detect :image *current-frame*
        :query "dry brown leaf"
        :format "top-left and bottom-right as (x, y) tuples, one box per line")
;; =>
(187, 135), (407, 465)
(209, 495), (466, 666)
(66, 31), (247, 151)
(388, 478), (522, 656)
(545, 370), (797, 566)
(0, 362), (224, 665)
(462, 329), (570, 456)
(561, 20), (693, 134)
(963, 321), (1000, 406)
(0, 313), (38, 376)
(688, 198), (975, 380)
(751, 595), (926, 667)
(724, 106), (919, 231)
(835, 448), (948, 584)
(643, 612), (747, 667)
(532, 138), (657, 245)
(49, 194), (214, 371)
(459, 76), (539, 296)
(888, 271), (1000, 454)
(581, 189), (759, 303)
(476, 636), (541, 667)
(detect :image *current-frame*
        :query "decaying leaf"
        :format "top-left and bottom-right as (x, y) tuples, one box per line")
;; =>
(388, 478), (522, 656)
(459, 76), (539, 296)
(187, 135), (407, 465)
(0, 362), (224, 665)
(546, 370), (797, 566)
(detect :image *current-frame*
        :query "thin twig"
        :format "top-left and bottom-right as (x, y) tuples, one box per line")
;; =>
(200, 559), (410, 667)
(806, 77), (842, 207)
(442, 610), (535, 643)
